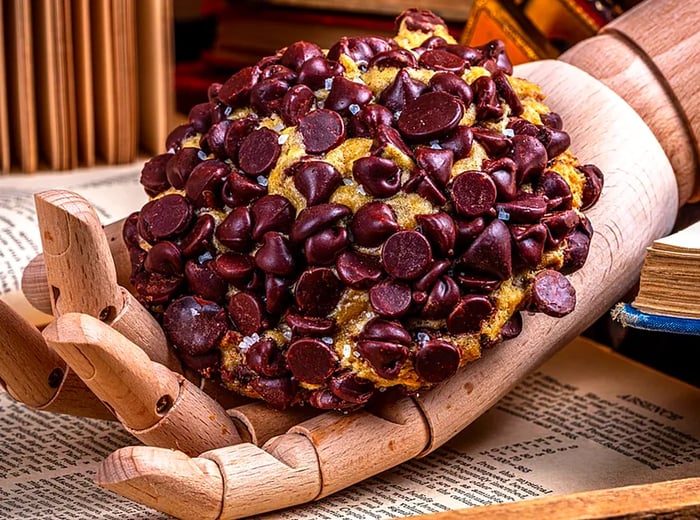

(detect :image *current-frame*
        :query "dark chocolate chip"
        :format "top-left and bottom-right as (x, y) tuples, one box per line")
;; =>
(397, 91), (464, 141)
(215, 206), (252, 253)
(382, 230), (433, 280)
(292, 160), (342, 205)
(325, 77), (373, 115)
(265, 274), (292, 315)
(238, 127), (281, 176)
(221, 171), (268, 208)
(350, 202), (400, 248)
(414, 146), (453, 187)
(378, 69), (427, 113)
(536, 170), (573, 211)
(295, 267), (344, 317)
(356, 340), (409, 379)
(510, 135), (547, 184)
(351, 156), (401, 198)
(483, 157), (518, 201)
(369, 48), (417, 69)
(298, 109), (346, 154)
(510, 223), (547, 268)
(495, 194), (547, 224)
(250, 195), (295, 241)
(165, 124), (197, 152)
(446, 295), (493, 334)
(228, 291), (265, 336)
(145, 241), (183, 276)
(304, 226), (348, 265)
(250, 376), (296, 410)
(290, 203), (351, 244)
(335, 250), (384, 289)
(359, 317), (412, 345)
(285, 312), (336, 338)
(163, 296), (227, 356)
(185, 159), (230, 208)
(185, 259), (227, 302)
(428, 72), (473, 107)
(329, 372), (374, 404)
(280, 41), (324, 71)
(419, 49), (466, 74)
(223, 116), (258, 160)
(459, 219), (512, 280)
(280, 84), (315, 126)
(140, 153), (172, 196)
(416, 212), (457, 257)
(439, 126), (473, 160)
(138, 194), (193, 242)
(421, 276), (460, 319)
(255, 231), (296, 276)
(530, 270), (576, 317)
(348, 104), (394, 138)
(214, 252), (255, 287)
(166, 147), (202, 189)
(369, 280), (412, 317)
(414, 340), (460, 383)
(286, 338), (337, 384)
(451, 170), (497, 217)
(297, 56), (345, 90)
(219, 66), (260, 108)
(472, 127), (511, 158)
(579, 164), (604, 210)
(472, 76), (503, 120)
(246, 338), (288, 377)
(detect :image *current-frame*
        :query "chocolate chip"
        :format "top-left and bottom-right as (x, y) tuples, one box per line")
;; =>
(188, 102), (212, 134)
(413, 259), (451, 292)
(492, 70), (523, 117)
(428, 72), (473, 107)
(145, 241), (183, 276)
(370, 280), (412, 317)
(348, 104), (394, 138)
(260, 64), (297, 83)
(250, 376), (296, 410)
(223, 116), (258, 160)
(397, 91), (464, 141)
(536, 170), (573, 211)
(304, 226), (348, 265)
(397, 8), (448, 33)
(280, 84), (315, 126)
(246, 338), (288, 377)
(370, 124), (413, 159)
(537, 125), (570, 158)
(165, 124), (197, 152)
(295, 267), (343, 317)
(298, 109), (346, 154)
(419, 49), (466, 74)
(501, 311), (523, 340)
(166, 147), (202, 189)
(185, 260), (227, 302)
(455, 272), (501, 293)
(414, 340), (460, 383)
(378, 69), (427, 113)
(530, 270), (576, 317)
(579, 164), (604, 210)
(359, 317), (412, 345)
(214, 252), (255, 287)
(221, 171), (268, 208)
(325, 77), (373, 115)
(369, 49), (417, 69)
(219, 66), (260, 107)
(472, 127), (511, 158)
(414, 146), (453, 187)
(280, 41), (324, 71)
(185, 159), (230, 208)
(335, 250), (384, 289)
(297, 56), (344, 90)
(439, 126), (473, 160)
(292, 160), (342, 205)
(286, 338), (337, 384)
(382, 230), (433, 280)
(250, 195), (295, 241)
(285, 312), (336, 337)
(477, 40), (512, 74)
(416, 212), (456, 257)
(446, 295), (493, 334)
(403, 170), (447, 206)
(140, 153), (172, 196)
(510, 135), (547, 184)
(265, 275), (292, 315)
(290, 203), (351, 244)
(131, 270), (183, 305)
(350, 202), (400, 248)
(329, 372), (374, 404)
(459, 219), (512, 280)
(561, 228), (591, 275)
(228, 291), (265, 336)
(237, 127), (281, 176)
(203, 119), (232, 159)
(215, 207), (251, 253)
(163, 296), (227, 356)
(483, 157), (518, 201)
(250, 78), (290, 117)
(451, 170), (497, 217)
(309, 389), (360, 411)
(138, 194), (193, 242)
(179, 350), (220, 373)
(472, 76), (503, 120)
(350, 155), (401, 198)
(356, 340), (409, 379)
(255, 231), (296, 276)
(421, 276), (460, 319)
(511, 223), (547, 267)
(495, 194), (547, 224)
(542, 209), (580, 247)
(540, 111), (563, 130)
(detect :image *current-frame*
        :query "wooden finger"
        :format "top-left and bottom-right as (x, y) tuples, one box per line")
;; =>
(43, 313), (242, 455)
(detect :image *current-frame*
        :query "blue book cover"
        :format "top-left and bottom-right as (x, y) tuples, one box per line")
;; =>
(611, 302), (700, 336)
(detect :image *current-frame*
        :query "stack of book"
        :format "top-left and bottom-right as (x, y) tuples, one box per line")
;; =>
(1, 0), (174, 174)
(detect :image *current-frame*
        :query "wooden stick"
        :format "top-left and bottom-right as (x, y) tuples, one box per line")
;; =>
(43, 313), (243, 455)
(228, 401), (319, 445)
(0, 299), (113, 420)
(34, 190), (180, 373)
(409, 477), (700, 520)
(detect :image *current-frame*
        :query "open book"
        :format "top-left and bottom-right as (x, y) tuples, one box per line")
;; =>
(1, 336), (699, 518)
(612, 219), (700, 335)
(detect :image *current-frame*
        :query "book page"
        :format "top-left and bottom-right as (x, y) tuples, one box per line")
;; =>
(0, 162), (148, 325)
(1, 337), (698, 518)
(652, 219), (700, 253)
